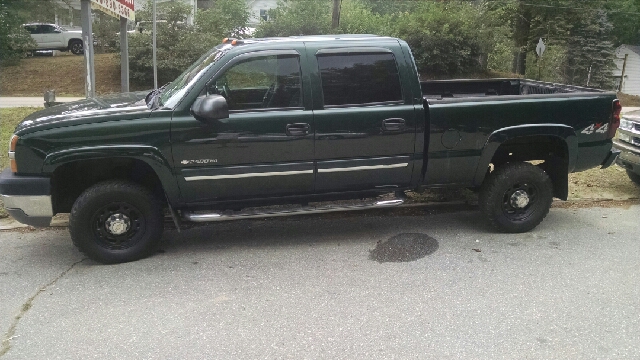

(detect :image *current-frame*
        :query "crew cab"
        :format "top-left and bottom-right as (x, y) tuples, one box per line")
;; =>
(23, 23), (84, 55)
(0, 35), (621, 263)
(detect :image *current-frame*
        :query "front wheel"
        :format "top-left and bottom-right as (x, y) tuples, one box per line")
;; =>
(69, 40), (83, 55)
(69, 181), (164, 264)
(479, 162), (553, 233)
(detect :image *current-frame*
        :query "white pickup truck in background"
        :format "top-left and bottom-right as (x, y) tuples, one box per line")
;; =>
(23, 23), (84, 55)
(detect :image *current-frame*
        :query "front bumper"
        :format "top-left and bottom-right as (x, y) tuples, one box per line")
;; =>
(0, 168), (53, 227)
(613, 139), (640, 175)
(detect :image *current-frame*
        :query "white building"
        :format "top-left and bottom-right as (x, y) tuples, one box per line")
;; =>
(614, 45), (640, 96)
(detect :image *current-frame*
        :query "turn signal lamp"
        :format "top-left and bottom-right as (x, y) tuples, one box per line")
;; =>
(222, 38), (229, 44)
(9, 135), (18, 173)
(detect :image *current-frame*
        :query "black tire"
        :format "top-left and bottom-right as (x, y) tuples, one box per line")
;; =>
(69, 181), (164, 264)
(69, 40), (83, 55)
(479, 162), (553, 233)
(627, 170), (640, 186)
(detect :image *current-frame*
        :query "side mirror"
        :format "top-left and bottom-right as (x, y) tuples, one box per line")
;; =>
(191, 94), (229, 122)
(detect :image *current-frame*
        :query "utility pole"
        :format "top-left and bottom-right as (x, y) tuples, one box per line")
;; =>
(619, 53), (628, 92)
(332, 0), (342, 29)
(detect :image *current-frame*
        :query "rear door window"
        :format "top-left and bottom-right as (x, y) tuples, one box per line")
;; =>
(317, 52), (402, 107)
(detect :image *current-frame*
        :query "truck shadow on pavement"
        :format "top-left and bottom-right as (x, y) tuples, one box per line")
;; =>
(155, 206), (487, 262)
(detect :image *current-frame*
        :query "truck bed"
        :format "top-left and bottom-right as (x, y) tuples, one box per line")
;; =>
(421, 78), (604, 101)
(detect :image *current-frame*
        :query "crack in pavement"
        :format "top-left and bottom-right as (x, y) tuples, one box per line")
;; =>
(0, 258), (86, 357)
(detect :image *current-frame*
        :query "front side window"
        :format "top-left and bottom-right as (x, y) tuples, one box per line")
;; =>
(42, 25), (57, 34)
(317, 52), (402, 106)
(212, 55), (302, 111)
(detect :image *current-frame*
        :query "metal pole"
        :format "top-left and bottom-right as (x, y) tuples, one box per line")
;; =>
(152, 0), (158, 90)
(120, 17), (129, 93)
(81, 0), (96, 98)
(619, 54), (628, 92)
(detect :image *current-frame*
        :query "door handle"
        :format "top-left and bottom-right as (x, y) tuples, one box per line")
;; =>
(286, 123), (310, 136)
(382, 118), (405, 132)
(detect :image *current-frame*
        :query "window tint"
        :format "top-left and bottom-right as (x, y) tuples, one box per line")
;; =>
(212, 55), (302, 111)
(317, 53), (402, 106)
(24, 25), (38, 34)
(42, 25), (57, 34)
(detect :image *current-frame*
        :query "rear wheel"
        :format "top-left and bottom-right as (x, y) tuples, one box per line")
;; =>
(479, 162), (553, 233)
(69, 40), (83, 55)
(627, 170), (640, 186)
(69, 181), (164, 264)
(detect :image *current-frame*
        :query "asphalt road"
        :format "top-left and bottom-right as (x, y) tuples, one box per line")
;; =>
(1, 205), (639, 359)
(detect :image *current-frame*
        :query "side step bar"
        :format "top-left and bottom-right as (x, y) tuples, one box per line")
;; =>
(182, 197), (405, 223)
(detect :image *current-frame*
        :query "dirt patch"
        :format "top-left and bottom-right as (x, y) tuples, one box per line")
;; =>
(370, 233), (439, 263)
(618, 92), (640, 107)
(568, 166), (640, 200)
(552, 199), (640, 209)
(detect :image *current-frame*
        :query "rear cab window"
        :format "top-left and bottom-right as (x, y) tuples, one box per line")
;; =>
(316, 51), (403, 107)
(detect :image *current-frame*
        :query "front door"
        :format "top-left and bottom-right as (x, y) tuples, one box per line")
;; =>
(305, 45), (417, 192)
(171, 50), (314, 204)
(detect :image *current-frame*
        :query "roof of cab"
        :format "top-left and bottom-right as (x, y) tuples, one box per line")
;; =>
(228, 34), (398, 46)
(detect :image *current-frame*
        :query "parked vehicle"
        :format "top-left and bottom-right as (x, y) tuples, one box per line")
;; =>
(0, 35), (621, 263)
(614, 109), (640, 185)
(23, 23), (84, 55)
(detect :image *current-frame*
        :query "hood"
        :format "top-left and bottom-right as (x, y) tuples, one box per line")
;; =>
(14, 91), (152, 134)
(622, 109), (640, 121)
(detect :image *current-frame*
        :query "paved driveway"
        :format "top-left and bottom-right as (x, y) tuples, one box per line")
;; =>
(1, 205), (639, 359)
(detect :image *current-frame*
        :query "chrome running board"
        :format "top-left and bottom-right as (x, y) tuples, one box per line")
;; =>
(182, 197), (405, 223)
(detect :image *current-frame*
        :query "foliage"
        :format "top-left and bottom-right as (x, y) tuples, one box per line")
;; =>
(255, 0), (332, 37)
(129, 0), (249, 86)
(393, 1), (491, 76)
(0, 0), (36, 64)
(93, 13), (120, 53)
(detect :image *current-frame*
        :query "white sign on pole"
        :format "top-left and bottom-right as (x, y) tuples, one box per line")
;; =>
(536, 38), (546, 57)
(90, 0), (135, 20)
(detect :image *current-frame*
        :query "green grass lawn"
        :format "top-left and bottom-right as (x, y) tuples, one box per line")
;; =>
(0, 107), (42, 217)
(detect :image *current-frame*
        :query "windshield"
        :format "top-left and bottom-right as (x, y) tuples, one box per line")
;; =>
(160, 45), (227, 108)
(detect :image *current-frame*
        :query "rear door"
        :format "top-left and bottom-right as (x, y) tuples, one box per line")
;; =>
(171, 49), (315, 204)
(305, 43), (417, 192)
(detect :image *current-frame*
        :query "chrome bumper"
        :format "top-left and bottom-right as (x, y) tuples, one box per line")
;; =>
(1, 195), (53, 227)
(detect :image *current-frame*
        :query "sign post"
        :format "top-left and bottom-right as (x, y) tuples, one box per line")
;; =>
(535, 38), (546, 81)
(84, 0), (136, 96)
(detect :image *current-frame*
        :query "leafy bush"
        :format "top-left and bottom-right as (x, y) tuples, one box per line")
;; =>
(129, 0), (248, 86)
(0, 1), (36, 65)
(393, 1), (490, 77)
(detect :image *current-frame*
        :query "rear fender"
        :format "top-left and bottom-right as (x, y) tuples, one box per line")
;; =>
(473, 124), (577, 187)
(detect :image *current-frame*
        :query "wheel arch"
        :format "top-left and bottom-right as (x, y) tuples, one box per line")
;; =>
(473, 124), (577, 200)
(44, 145), (180, 213)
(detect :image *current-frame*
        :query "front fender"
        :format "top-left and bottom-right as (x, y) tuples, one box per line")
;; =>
(473, 124), (577, 186)
(42, 145), (180, 204)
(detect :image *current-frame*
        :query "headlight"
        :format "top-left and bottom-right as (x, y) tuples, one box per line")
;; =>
(618, 132), (631, 143)
(619, 119), (633, 131)
(9, 134), (18, 173)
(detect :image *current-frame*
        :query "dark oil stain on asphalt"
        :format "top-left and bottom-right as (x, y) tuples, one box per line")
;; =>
(370, 233), (439, 263)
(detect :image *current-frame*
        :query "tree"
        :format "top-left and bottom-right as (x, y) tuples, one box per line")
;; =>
(129, 0), (249, 86)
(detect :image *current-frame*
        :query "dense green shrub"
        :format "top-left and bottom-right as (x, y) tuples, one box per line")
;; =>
(393, 1), (490, 76)
(129, 0), (248, 86)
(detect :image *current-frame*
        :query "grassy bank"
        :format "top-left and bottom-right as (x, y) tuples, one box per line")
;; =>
(0, 53), (146, 97)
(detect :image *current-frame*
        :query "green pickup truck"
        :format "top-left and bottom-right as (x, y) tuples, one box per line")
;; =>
(1, 35), (622, 263)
